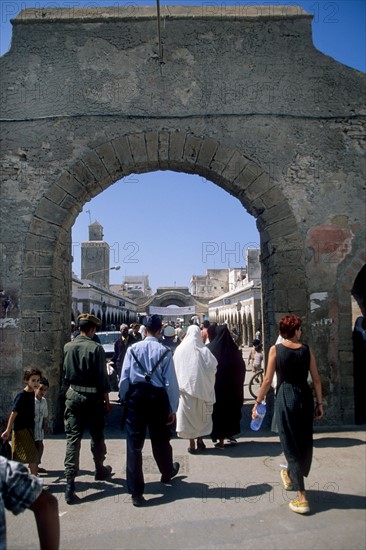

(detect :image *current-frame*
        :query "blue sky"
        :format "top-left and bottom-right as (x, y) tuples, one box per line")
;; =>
(1, 1), (365, 291)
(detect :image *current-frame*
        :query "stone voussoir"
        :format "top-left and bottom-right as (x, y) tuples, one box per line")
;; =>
(95, 142), (124, 178)
(127, 133), (148, 165)
(183, 134), (203, 165)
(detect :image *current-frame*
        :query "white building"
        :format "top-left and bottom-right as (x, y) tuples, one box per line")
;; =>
(72, 273), (137, 330)
(208, 249), (262, 346)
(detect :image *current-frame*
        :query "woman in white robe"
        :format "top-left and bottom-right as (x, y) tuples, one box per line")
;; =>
(174, 325), (217, 453)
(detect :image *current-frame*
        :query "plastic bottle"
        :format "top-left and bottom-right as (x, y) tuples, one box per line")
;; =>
(250, 401), (266, 431)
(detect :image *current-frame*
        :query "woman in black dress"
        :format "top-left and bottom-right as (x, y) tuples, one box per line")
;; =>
(252, 315), (323, 514)
(208, 325), (246, 448)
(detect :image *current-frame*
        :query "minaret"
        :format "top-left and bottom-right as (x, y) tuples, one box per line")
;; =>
(81, 221), (110, 287)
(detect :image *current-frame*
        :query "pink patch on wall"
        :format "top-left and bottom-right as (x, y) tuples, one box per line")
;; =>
(307, 224), (353, 265)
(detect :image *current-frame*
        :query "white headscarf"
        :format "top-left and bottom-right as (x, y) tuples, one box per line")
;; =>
(174, 325), (217, 403)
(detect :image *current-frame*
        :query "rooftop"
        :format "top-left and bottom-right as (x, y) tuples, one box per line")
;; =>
(13, 5), (311, 25)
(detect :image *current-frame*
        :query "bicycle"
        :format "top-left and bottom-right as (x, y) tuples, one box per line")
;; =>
(248, 368), (264, 399)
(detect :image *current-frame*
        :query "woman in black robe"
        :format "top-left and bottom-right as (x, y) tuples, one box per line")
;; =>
(252, 315), (323, 515)
(207, 325), (246, 448)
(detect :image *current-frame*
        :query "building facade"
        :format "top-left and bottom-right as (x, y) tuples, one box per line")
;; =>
(208, 250), (262, 346)
(72, 273), (137, 330)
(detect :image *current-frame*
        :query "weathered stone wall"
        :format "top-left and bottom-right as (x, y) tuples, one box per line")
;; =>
(0, 6), (365, 428)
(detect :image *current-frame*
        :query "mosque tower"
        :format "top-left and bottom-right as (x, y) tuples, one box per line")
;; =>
(81, 221), (110, 287)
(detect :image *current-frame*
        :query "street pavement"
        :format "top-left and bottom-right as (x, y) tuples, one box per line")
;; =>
(5, 353), (366, 550)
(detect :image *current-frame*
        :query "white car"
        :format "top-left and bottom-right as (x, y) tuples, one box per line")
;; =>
(97, 331), (120, 360)
(97, 331), (120, 390)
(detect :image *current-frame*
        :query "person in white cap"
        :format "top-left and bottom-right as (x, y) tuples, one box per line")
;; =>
(161, 324), (179, 354)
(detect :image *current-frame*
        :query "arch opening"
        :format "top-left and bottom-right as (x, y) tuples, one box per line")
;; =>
(21, 131), (308, 427)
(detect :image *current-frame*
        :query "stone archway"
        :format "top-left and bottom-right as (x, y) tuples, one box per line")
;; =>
(1, 6), (365, 427)
(16, 130), (306, 426)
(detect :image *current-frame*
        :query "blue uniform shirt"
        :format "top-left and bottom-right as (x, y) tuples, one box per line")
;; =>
(118, 336), (179, 413)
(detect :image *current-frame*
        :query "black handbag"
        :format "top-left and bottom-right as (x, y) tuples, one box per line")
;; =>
(0, 439), (12, 460)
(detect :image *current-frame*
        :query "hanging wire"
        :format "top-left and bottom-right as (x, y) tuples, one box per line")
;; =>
(156, 0), (164, 72)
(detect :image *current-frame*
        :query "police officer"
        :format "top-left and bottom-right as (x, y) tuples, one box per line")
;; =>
(119, 315), (180, 507)
(63, 313), (112, 504)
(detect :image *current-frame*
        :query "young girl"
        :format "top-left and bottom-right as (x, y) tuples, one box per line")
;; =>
(1, 368), (42, 475)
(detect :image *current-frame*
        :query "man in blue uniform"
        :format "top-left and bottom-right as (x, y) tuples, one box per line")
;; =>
(119, 315), (180, 507)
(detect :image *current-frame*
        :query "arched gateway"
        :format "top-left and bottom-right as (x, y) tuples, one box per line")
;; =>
(0, 6), (365, 428)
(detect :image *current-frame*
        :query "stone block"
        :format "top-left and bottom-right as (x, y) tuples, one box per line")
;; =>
(24, 250), (54, 268)
(24, 233), (55, 255)
(45, 183), (68, 206)
(255, 184), (279, 208)
(158, 130), (170, 167)
(262, 203), (297, 229)
(128, 133), (147, 164)
(169, 131), (186, 164)
(60, 192), (82, 217)
(145, 132), (159, 164)
(95, 142), (123, 178)
(21, 295), (53, 312)
(183, 134), (202, 165)
(69, 160), (99, 196)
(112, 136), (134, 169)
(250, 196), (265, 216)
(237, 161), (263, 188)
(196, 138), (218, 168)
(36, 197), (69, 226)
(83, 150), (112, 187)
(22, 277), (54, 295)
(221, 150), (250, 183)
(27, 218), (68, 246)
(210, 145), (235, 175)
(57, 171), (88, 201)
(246, 173), (272, 205)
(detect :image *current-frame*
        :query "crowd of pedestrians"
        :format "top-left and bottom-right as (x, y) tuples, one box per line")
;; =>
(0, 312), (325, 547)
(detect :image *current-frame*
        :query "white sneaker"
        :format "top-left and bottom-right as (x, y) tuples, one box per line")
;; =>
(289, 498), (310, 514)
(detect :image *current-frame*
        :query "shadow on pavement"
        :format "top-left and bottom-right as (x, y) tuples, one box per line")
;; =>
(313, 437), (366, 448)
(193, 440), (282, 458)
(306, 488), (366, 513)
(48, 475), (273, 507)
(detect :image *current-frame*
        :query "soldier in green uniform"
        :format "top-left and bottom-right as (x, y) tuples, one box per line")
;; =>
(63, 313), (113, 504)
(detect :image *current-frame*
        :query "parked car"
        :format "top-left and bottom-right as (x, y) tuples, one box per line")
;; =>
(97, 331), (120, 360)
(97, 331), (120, 390)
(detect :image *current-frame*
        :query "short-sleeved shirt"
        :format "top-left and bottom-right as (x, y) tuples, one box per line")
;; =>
(34, 397), (48, 441)
(12, 391), (35, 431)
(63, 335), (110, 394)
(0, 457), (43, 550)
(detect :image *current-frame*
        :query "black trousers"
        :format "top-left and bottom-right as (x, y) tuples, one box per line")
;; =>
(125, 383), (173, 496)
(276, 382), (313, 492)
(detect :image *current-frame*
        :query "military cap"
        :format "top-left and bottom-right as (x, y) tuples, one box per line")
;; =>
(77, 313), (101, 326)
